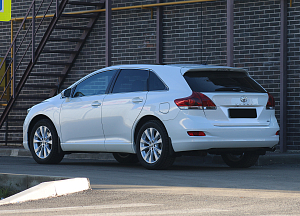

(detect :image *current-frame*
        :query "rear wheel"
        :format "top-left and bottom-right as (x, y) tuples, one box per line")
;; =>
(221, 152), (259, 168)
(113, 153), (138, 164)
(136, 120), (175, 170)
(29, 119), (64, 164)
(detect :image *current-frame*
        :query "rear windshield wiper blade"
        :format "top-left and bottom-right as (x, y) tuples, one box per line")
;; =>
(215, 87), (243, 92)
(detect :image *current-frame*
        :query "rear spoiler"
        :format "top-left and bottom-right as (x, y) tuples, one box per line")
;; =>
(180, 67), (248, 75)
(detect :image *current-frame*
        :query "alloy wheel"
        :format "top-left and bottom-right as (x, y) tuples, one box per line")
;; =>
(33, 126), (52, 159)
(140, 127), (162, 164)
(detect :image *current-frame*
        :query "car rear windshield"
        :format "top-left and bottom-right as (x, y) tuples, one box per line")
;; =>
(183, 71), (266, 93)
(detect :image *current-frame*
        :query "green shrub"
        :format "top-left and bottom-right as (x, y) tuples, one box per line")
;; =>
(0, 187), (19, 200)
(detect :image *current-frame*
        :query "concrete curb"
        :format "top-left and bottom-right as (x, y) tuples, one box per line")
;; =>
(0, 176), (90, 205)
(0, 173), (67, 191)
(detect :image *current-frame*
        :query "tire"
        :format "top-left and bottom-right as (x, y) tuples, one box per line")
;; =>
(113, 153), (139, 164)
(221, 152), (259, 168)
(29, 119), (64, 164)
(136, 120), (175, 170)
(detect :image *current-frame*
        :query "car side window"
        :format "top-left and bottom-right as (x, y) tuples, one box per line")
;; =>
(73, 70), (116, 97)
(112, 69), (148, 93)
(149, 71), (167, 91)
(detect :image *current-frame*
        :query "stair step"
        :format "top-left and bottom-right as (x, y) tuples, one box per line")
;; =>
(30, 72), (65, 77)
(42, 49), (77, 54)
(68, 1), (104, 7)
(36, 61), (71, 65)
(61, 13), (97, 19)
(48, 37), (84, 42)
(55, 25), (91, 31)
(0, 129), (23, 133)
(11, 107), (29, 111)
(0, 140), (23, 144)
(25, 84), (58, 89)
(7, 118), (25, 122)
(18, 95), (49, 100)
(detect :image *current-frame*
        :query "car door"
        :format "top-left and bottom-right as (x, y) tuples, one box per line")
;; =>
(60, 70), (116, 152)
(102, 69), (149, 153)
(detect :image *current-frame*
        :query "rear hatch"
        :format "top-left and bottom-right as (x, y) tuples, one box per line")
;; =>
(182, 68), (273, 127)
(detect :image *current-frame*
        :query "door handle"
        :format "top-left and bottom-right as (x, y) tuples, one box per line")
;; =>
(132, 97), (143, 103)
(91, 101), (101, 107)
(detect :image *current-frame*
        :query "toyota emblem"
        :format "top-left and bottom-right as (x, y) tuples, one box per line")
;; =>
(240, 96), (247, 103)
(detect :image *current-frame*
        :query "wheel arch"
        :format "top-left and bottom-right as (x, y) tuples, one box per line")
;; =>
(27, 114), (59, 148)
(133, 115), (169, 151)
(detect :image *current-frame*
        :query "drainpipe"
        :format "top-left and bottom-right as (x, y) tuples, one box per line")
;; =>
(106, 0), (112, 67)
(280, 0), (287, 152)
(156, 0), (163, 64)
(227, 0), (234, 67)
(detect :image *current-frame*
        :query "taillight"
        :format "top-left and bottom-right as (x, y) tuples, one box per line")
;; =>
(266, 93), (275, 110)
(276, 131), (280, 135)
(174, 92), (216, 110)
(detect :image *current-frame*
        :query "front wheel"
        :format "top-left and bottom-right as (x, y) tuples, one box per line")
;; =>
(221, 152), (259, 168)
(29, 119), (64, 164)
(136, 120), (175, 170)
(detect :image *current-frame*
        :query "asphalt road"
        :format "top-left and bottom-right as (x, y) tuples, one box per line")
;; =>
(0, 156), (300, 215)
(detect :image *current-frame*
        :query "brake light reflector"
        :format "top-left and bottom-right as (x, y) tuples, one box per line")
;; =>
(187, 131), (206, 136)
(266, 93), (275, 110)
(174, 92), (216, 110)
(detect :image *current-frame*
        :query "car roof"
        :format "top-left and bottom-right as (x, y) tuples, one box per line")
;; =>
(105, 64), (247, 72)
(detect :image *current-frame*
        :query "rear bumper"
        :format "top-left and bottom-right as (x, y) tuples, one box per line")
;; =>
(170, 138), (278, 153)
(164, 111), (279, 153)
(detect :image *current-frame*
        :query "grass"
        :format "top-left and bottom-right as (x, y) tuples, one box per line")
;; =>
(0, 187), (19, 200)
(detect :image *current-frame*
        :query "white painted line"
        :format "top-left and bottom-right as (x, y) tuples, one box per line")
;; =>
(0, 203), (160, 214)
(55, 208), (230, 216)
(0, 177), (90, 205)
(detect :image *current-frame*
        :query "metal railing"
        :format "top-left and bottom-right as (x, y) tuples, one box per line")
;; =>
(0, 0), (60, 103)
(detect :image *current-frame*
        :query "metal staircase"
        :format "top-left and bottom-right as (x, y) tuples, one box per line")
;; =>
(0, 0), (105, 145)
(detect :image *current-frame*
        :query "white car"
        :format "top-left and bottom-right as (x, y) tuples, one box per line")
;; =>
(23, 64), (279, 169)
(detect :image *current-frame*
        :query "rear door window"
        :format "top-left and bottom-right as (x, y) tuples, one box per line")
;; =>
(184, 71), (266, 93)
(112, 69), (148, 93)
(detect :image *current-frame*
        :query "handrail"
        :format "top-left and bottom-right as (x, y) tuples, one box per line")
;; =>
(11, 0), (215, 21)
(0, 0), (35, 100)
(0, 0), (55, 100)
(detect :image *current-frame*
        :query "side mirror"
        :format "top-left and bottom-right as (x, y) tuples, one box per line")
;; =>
(61, 88), (71, 98)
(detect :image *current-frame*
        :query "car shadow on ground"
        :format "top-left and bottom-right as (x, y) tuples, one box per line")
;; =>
(57, 158), (253, 172)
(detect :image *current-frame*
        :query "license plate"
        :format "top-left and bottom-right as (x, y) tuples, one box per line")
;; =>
(228, 109), (257, 118)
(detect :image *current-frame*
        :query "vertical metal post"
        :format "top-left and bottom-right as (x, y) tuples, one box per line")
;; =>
(156, 0), (163, 64)
(32, 1), (35, 63)
(5, 117), (8, 146)
(12, 40), (16, 98)
(227, 0), (234, 67)
(10, 20), (13, 97)
(280, 0), (287, 152)
(105, 0), (112, 67)
(56, 0), (59, 17)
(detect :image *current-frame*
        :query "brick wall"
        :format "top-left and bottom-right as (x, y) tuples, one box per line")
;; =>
(287, 0), (300, 149)
(0, 0), (299, 150)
